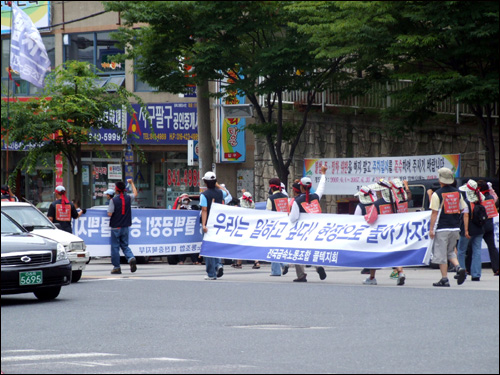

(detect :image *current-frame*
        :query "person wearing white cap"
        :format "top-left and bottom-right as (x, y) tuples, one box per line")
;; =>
(289, 164), (328, 282)
(456, 179), (486, 281)
(47, 185), (80, 234)
(477, 180), (499, 276)
(104, 188), (115, 204)
(200, 171), (228, 280)
(368, 179), (406, 286)
(428, 168), (468, 287)
(354, 186), (378, 280)
(267, 177), (290, 277)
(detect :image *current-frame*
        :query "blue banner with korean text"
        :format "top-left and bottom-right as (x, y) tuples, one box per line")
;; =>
(127, 102), (197, 144)
(73, 208), (203, 257)
(201, 204), (433, 268)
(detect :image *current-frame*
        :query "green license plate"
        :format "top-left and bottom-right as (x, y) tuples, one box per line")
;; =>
(19, 271), (43, 286)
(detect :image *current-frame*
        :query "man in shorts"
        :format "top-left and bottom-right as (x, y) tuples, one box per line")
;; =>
(428, 168), (468, 287)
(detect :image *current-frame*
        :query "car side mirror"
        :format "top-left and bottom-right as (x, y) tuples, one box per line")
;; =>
(23, 224), (35, 232)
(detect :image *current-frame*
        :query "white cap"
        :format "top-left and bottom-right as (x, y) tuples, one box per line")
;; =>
(300, 177), (312, 186)
(203, 171), (216, 181)
(243, 191), (252, 198)
(55, 185), (66, 193)
(104, 189), (115, 196)
(459, 179), (484, 203)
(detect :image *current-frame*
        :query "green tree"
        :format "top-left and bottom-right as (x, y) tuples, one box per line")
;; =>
(290, 1), (499, 176)
(1, 61), (146, 201)
(105, 1), (348, 186)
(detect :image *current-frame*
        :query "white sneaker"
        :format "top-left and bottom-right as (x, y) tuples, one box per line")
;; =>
(363, 277), (377, 285)
(204, 276), (216, 280)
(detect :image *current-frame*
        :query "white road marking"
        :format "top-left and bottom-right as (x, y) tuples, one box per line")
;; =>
(1, 352), (117, 362)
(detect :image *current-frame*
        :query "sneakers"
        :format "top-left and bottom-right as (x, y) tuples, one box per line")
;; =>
(216, 266), (224, 278)
(363, 277), (377, 285)
(129, 258), (137, 273)
(282, 265), (289, 275)
(471, 277), (480, 281)
(293, 274), (307, 282)
(317, 267), (327, 280)
(397, 273), (406, 286)
(204, 276), (217, 280)
(456, 267), (466, 285)
(433, 278), (450, 287)
(111, 268), (122, 274)
(389, 270), (399, 279)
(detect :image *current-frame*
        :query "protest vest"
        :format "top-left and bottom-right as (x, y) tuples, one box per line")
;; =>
(295, 193), (322, 214)
(435, 186), (461, 230)
(202, 188), (224, 217)
(269, 191), (290, 213)
(109, 194), (132, 228)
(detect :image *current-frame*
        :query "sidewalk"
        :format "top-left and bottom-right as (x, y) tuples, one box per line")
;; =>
(82, 258), (500, 291)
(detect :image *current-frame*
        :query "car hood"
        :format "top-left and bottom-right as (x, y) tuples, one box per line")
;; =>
(1, 233), (58, 253)
(31, 228), (84, 246)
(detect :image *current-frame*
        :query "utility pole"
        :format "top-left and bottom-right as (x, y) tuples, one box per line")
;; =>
(196, 81), (213, 176)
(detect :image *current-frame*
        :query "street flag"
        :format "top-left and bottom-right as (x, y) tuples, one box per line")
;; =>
(9, 3), (51, 88)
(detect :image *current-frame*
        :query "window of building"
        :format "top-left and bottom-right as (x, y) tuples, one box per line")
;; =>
(1, 35), (55, 96)
(63, 31), (125, 91)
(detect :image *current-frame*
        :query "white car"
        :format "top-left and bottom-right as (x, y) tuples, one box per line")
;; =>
(1, 201), (89, 283)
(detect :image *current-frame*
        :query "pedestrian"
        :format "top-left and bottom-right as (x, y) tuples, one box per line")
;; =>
(363, 179), (406, 286)
(47, 185), (82, 234)
(200, 171), (228, 280)
(289, 164), (328, 282)
(456, 179), (485, 281)
(267, 177), (290, 277)
(107, 179), (138, 275)
(177, 193), (192, 210)
(1, 184), (18, 202)
(428, 168), (467, 287)
(104, 188), (115, 204)
(220, 183), (233, 205)
(175, 193), (200, 265)
(353, 185), (377, 278)
(477, 180), (499, 276)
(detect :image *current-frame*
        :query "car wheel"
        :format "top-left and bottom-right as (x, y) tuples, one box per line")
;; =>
(34, 287), (61, 301)
(86, 257), (91, 265)
(71, 270), (82, 283)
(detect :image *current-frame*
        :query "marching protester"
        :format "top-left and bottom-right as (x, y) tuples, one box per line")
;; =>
(477, 180), (499, 276)
(1, 184), (18, 202)
(457, 179), (485, 281)
(108, 179), (139, 275)
(353, 185), (377, 279)
(47, 185), (83, 234)
(104, 188), (115, 204)
(200, 171), (228, 280)
(363, 179), (406, 286)
(267, 178), (290, 277)
(289, 164), (328, 282)
(428, 168), (468, 287)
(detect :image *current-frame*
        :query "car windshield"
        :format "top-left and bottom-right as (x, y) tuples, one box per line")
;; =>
(2, 206), (55, 229)
(1, 213), (24, 234)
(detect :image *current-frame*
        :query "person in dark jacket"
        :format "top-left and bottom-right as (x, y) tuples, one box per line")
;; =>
(267, 177), (290, 277)
(200, 171), (228, 280)
(107, 179), (138, 275)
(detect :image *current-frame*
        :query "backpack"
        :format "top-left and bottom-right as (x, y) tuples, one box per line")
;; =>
(471, 203), (488, 227)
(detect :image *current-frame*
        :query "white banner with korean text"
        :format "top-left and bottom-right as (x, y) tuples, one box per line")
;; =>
(201, 204), (433, 268)
(304, 154), (461, 195)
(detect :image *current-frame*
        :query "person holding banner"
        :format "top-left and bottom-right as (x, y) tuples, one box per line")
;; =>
(353, 186), (378, 282)
(267, 178), (290, 277)
(108, 179), (138, 275)
(1, 184), (18, 202)
(428, 168), (467, 287)
(477, 180), (499, 276)
(289, 165), (328, 282)
(200, 171), (227, 280)
(367, 180), (406, 286)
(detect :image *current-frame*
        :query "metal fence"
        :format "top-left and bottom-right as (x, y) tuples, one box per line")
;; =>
(276, 80), (498, 122)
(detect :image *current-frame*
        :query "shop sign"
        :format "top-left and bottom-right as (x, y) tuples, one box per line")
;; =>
(127, 102), (198, 145)
(108, 164), (123, 180)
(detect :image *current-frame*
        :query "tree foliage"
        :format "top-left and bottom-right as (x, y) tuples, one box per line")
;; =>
(105, 1), (350, 186)
(1, 61), (146, 200)
(289, 1), (499, 176)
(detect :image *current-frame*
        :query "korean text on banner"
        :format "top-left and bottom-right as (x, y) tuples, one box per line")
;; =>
(10, 3), (51, 88)
(73, 208), (203, 257)
(201, 204), (433, 268)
